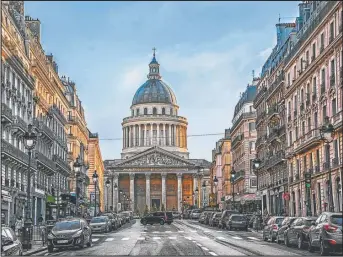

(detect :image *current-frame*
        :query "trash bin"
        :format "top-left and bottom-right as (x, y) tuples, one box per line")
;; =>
(22, 222), (33, 250)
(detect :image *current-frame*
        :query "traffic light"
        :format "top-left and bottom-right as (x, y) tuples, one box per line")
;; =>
(305, 172), (311, 188)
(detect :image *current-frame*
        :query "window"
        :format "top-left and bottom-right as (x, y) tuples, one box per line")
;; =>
(329, 22), (334, 42)
(250, 178), (257, 187)
(312, 43), (316, 60)
(314, 112), (318, 128)
(316, 149), (320, 168)
(131, 110), (134, 116)
(301, 88), (304, 103)
(320, 33), (324, 50)
(248, 122), (256, 131)
(302, 121), (306, 136)
(321, 68), (326, 87)
(330, 59), (335, 85)
(303, 155), (307, 171)
(153, 107), (157, 115)
(306, 50), (309, 64)
(310, 152), (314, 169)
(313, 77), (317, 95)
(162, 108), (165, 115)
(170, 108), (173, 115)
(296, 159), (300, 177)
(295, 126), (299, 140)
(249, 142), (255, 153)
(322, 105), (327, 120)
(300, 57), (304, 71)
(288, 72), (290, 86)
(333, 140), (339, 161)
(332, 98), (337, 115)
(289, 131), (293, 145)
(136, 109), (140, 116)
(293, 65), (297, 80)
(144, 108), (147, 115)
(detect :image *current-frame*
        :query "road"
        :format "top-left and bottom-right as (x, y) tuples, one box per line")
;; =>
(37, 219), (321, 256)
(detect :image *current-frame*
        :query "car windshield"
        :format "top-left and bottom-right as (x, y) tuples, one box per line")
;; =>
(231, 215), (246, 221)
(304, 219), (316, 226)
(193, 210), (201, 213)
(275, 218), (284, 225)
(53, 220), (80, 231)
(331, 216), (342, 226)
(91, 217), (106, 223)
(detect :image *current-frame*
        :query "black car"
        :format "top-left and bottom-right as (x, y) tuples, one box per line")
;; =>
(141, 212), (166, 225)
(165, 212), (173, 225)
(47, 218), (92, 253)
(218, 210), (240, 229)
(276, 216), (297, 244)
(1, 226), (23, 256)
(226, 214), (248, 231)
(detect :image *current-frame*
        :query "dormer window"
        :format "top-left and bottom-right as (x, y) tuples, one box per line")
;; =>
(170, 108), (173, 115)
(153, 107), (157, 115)
(136, 109), (140, 116)
(144, 108), (147, 115)
(162, 108), (165, 115)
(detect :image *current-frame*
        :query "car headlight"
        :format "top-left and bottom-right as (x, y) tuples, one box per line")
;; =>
(47, 233), (55, 239)
(72, 230), (83, 238)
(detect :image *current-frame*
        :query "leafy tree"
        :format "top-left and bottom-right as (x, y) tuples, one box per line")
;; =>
(161, 204), (165, 211)
(152, 203), (157, 212)
(144, 205), (149, 215)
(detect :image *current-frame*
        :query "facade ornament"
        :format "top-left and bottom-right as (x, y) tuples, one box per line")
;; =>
(145, 172), (151, 178)
(177, 173), (182, 178)
(129, 172), (135, 179)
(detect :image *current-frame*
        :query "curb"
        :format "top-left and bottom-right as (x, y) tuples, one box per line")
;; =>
(23, 246), (47, 256)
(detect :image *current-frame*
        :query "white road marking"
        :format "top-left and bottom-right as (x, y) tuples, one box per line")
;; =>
(153, 237), (161, 240)
(196, 243), (202, 247)
(247, 236), (259, 240)
(121, 237), (130, 241)
(203, 230), (210, 233)
(192, 241), (196, 243)
(190, 230), (197, 233)
(137, 237), (145, 240)
(165, 231), (172, 233)
(232, 236), (242, 240)
(44, 253), (49, 256)
(92, 234), (106, 237)
(209, 252), (218, 256)
(202, 247), (209, 251)
(142, 232), (147, 233)
(168, 237), (177, 239)
(199, 236), (208, 239)
(105, 238), (114, 242)
(217, 231), (223, 233)
(216, 236), (226, 240)
(178, 230), (184, 233)
(92, 238), (99, 242)
(152, 231), (159, 233)
(184, 237), (192, 240)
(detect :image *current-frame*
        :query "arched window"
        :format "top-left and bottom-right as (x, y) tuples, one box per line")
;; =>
(144, 108), (148, 115)
(131, 110), (134, 117)
(136, 109), (140, 116)
(162, 108), (165, 115)
(170, 108), (173, 115)
(153, 107), (157, 115)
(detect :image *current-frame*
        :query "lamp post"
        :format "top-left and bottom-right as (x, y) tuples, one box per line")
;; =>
(106, 179), (111, 212)
(23, 124), (37, 249)
(231, 168), (236, 210)
(74, 157), (82, 217)
(213, 176), (218, 208)
(123, 193), (126, 211)
(320, 116), (335, 212)
(202, 181), (206, 208)
(195, 187), (199, 208)
(114, 183), (118, 212)
(252, 159), (261, 212)
(92, 171), (98, 216)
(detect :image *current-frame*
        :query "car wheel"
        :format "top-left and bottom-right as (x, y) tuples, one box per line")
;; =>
(270, 232), (275, 242)
(87, 235), (92, 247)
(160, 220), (165, 225)
(48, 246), (54, 253)
(142, 220), (147, 225)
(227, 225), (231, 231)
(285, 234), (290, 247)
(320, 239), (328, 256)
(263, 233), (268, 241)
(297, 235), (304, 249)
(167, 222), (171, 225)
(308, 236), (314, 253)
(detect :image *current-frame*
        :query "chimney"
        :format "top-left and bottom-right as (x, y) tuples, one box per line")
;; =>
(276, 23), (296, 47)
(46, 54), (59, 74)
(25, 16), (41, 42)
(224, 129), (231, 139)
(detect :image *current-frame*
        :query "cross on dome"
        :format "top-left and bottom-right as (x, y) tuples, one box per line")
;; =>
(148, 47), (161, 79)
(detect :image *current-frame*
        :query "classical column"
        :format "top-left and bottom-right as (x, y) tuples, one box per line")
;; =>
(168, 125), (172, 146)
(144, 124), (147, 146)
(177, 173), (182, 213)
(138, 125), (141, 146)
(185, 127), (187, 148)
(146, 173), (151, 209)
(162, 124), (166, 146)
(150, 124), (153, 146)
(157, 123), (160, 146)
(130, 173), (135, 211)
(113, 174), (119, 212)
(122, 128), (125, 148)
(133, 125), (136, 147)
(161, 173), (167, 209)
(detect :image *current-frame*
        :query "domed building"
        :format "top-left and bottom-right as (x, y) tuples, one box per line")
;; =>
(104, 50), (211, 213)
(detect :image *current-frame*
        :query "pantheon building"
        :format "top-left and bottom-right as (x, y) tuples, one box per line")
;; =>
(104, 51), (211, 213)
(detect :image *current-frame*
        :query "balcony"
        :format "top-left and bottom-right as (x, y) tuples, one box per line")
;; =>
(231, 111), (256, 132)
(89, 132), (98, 138)
(267, 105), (279, 119)
(33, 118), (54, 140)
(267, 72), (284, 99)
(256, 111), (266, 125)
(289, 176), (294, 183)
(12, 116), (27, 134)
(36, 151), (55, 175)
(294, 129), (321, 154)
(295, 174), (300, 181)
(53, 154), (71, 175)
(332, 110), (342, 129)
(314, 166), (320, 173)
(231, 134), (243, 148)
(253, 87), (267, 107)
(323, 162), (330, 171)
(123, 114), (188, 123)
(1, 103), (13, 124)
(67, 115), (79, 124)
(49, 104), (67, 125)
(256, 134), (267, 147)
(233, 170), (245, 182)
(330, 75), (335, 87)
(1, 139), (30, 166)
(264, 150), (285, 169)
(268, 127), (280, 143)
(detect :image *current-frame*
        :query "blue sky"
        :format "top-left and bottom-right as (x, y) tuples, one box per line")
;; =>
(25, 1), (299, 161)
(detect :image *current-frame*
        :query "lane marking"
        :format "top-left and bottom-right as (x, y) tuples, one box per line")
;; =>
(152, 231), (159, 234)
(168, 237), (177, 239)
(192, 240), (196, 243)
(196, 243), (202, 247)
(105, 238), (114, 242)
(203, 230), (210, 233)
(247, 236), (259, 240)
(209, 252), (218, 256)
(178, 230), (184, 233)
(199, 236), (208, 239)
(121, 237), (130, 241)
(202, 247), (209, 251)
(92, 238), (99, 242)
(165, 231), (172, 233)
(217, 231), (223, 233)
(190, 230), (197, 233)
(232, 236), (242, 240)
(92, 234), (106, 237)
(184, 237), (192, 240)
(216, 236), (226, 240)
(153, 237), (161, 240)
(137, 237), (145, 240)
(141, 232), (147, 234)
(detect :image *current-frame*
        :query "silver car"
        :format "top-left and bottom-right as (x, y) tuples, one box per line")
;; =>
(90, 216), (111, 233)
(190, 209), (202, 219)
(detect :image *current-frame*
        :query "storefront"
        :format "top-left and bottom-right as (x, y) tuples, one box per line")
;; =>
(1, 190), (12, 225)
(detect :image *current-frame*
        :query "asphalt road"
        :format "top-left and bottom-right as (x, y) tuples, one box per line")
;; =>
(37, 219), (322, 256)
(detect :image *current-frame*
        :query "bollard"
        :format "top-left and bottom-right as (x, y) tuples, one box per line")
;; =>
(22, 221), (33, 250)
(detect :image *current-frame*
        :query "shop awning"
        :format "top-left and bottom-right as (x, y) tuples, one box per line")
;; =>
(239, 194), (261, 201)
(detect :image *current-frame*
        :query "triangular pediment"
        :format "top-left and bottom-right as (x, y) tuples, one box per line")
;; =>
(116, 147), (195, 168)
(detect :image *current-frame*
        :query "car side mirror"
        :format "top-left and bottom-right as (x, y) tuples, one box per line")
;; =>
(311, 221), (316, 226)
(2, 237), (13, 246)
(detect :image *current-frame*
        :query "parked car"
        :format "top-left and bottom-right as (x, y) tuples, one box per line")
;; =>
(89, 216), (112, 233)
(165, 212), (174, 224)
(140, 212), (165, 225)
(276, 216), (297, 244)
(172, 212), (181, 219)
(205, 212), (214, 225)
(308, 212), (342, 255)
(190, 209), (202, 219)
(47, 218), (92, 253)
(263, 216), (284, 242)
(199, 212), (207, 224)
(1, 226), (23, 256)
(226, 214), (248, 231)
(209, 212), (221, 227)
(284, 216), (317, 249)
(184, 210), (192, 219)
(102, 213), (118, 230)
(121, 212), (131, 223)
(218, 210), (240, 229)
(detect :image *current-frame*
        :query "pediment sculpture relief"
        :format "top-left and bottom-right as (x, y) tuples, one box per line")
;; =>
(120, 152), (191, 167)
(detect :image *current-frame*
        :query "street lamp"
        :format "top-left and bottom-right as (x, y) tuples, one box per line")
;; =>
(231, 168), (236, 210)
(23, 124), (37, 249)
(195, 187), (199, 208)
(320, 116), (335, 212)
(92, 171), (98, 216)
(74, 157), (82, 216)
(106, 179), (111, 212)
(213, 176), (218, 207)
(202, 181), (206, 208)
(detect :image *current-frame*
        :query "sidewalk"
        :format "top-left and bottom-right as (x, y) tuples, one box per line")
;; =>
(22, 243), (47, 256)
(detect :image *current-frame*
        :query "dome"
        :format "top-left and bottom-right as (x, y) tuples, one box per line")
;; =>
(131, 50), (177, 106)
(132, 79), (177, 106)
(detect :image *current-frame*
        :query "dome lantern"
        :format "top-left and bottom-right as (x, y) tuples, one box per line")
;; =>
(148, 47), (161, 80)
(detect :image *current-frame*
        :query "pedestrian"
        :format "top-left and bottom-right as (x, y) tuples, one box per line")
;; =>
(10, 215), (16, 231)
(15, 216), (23, 237)
(38, 214), (44, 225)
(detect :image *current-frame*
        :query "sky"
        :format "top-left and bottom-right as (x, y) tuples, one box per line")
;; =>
(25, 1), (299, 161)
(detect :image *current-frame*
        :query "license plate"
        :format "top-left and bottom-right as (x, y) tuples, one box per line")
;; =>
(57, 240), (68, 244)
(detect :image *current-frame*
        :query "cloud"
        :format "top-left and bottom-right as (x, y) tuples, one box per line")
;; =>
(258, 47), (274, 60)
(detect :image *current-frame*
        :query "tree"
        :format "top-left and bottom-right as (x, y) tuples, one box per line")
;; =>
(152, 203), (157, 212)
(144, 205), (149, 215)
(161, 204), (165, 211)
